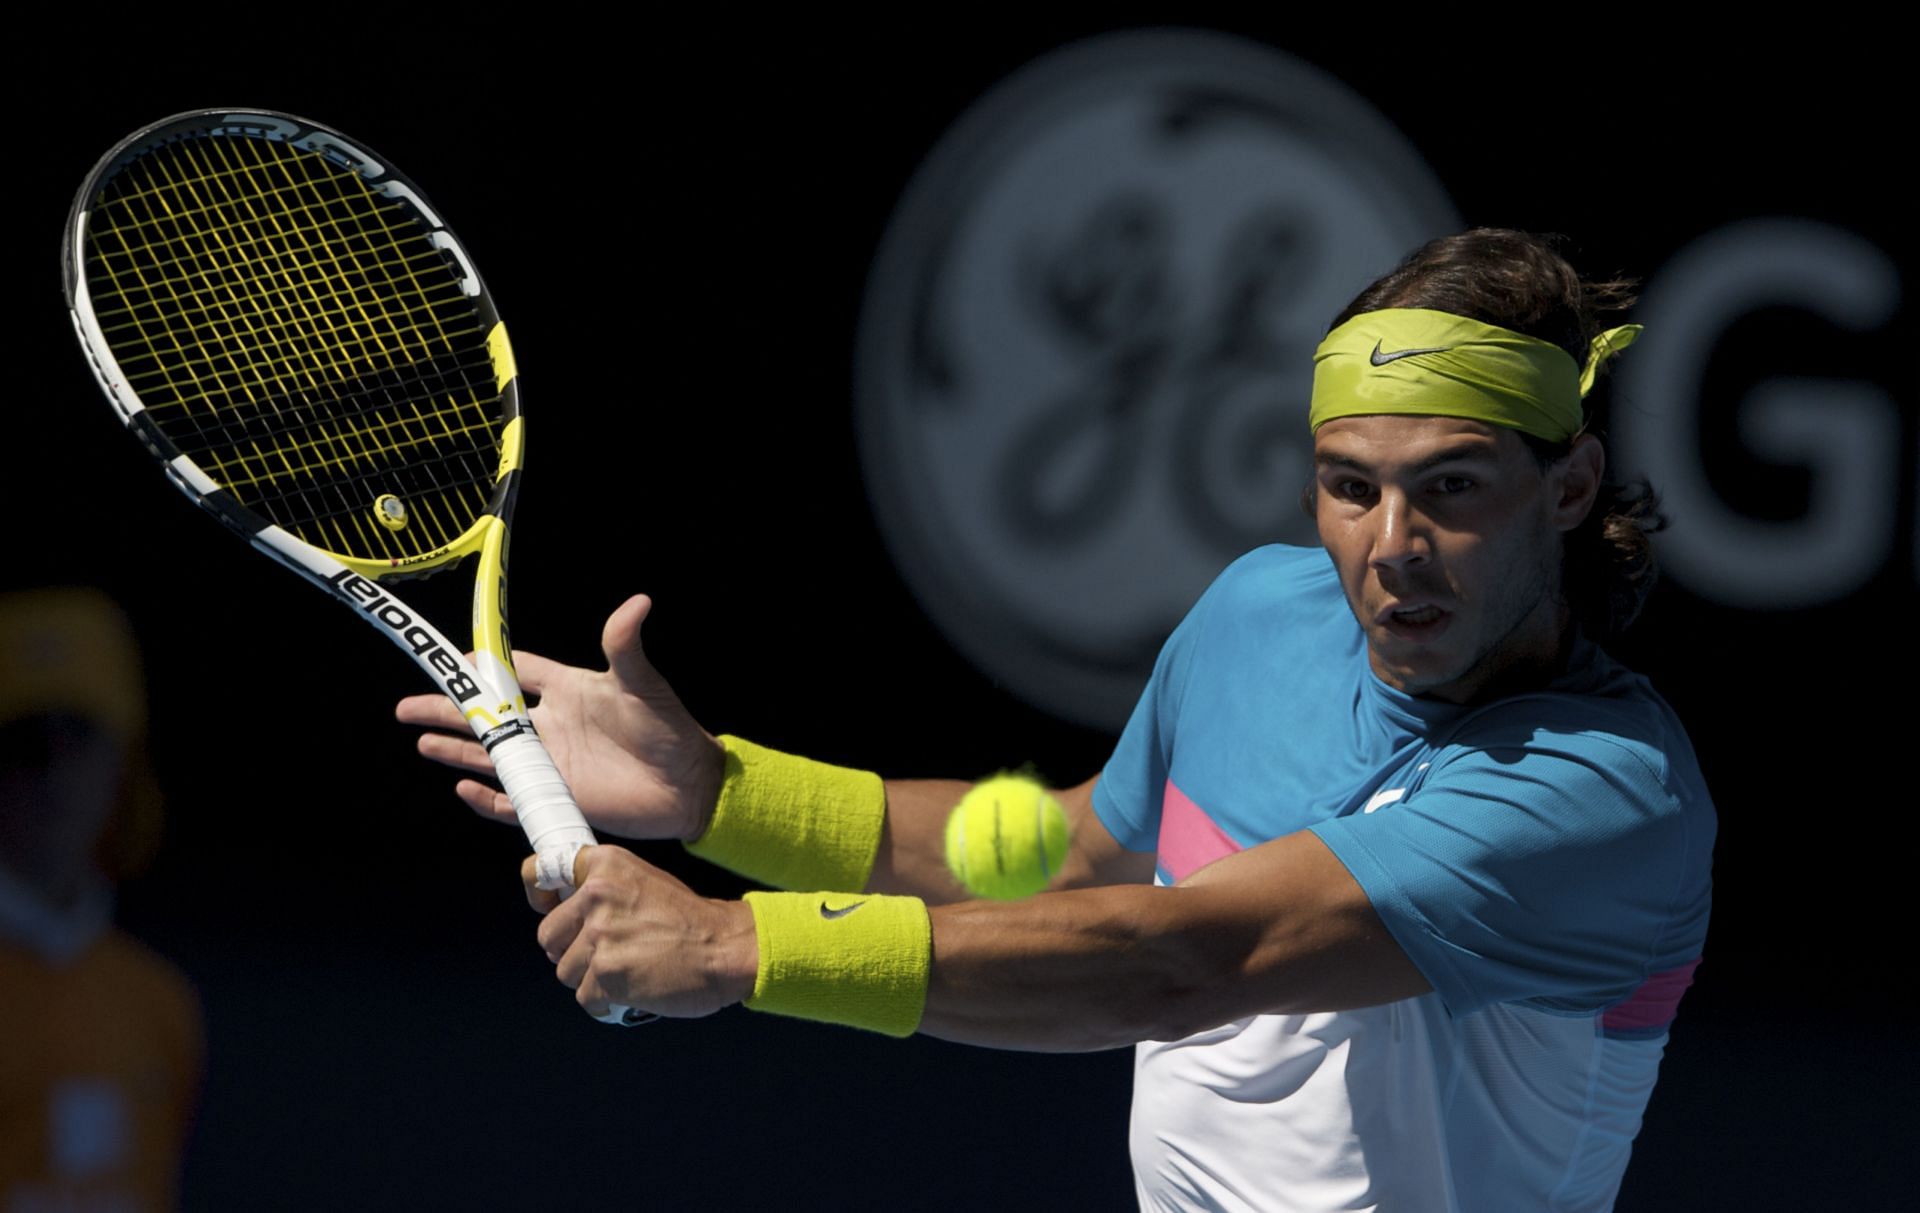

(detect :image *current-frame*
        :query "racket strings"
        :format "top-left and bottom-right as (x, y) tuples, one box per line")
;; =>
(172, 134), (488, 557)
(83, 131), (503, 561)
(92, 258), (478, 366)
(186, 134), (491, 557)
(83, 202), (455, 316)
(88, 135), (487, 560)
(243, 446), (509, 531)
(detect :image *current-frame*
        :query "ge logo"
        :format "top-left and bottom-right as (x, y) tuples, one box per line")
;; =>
(855, 30), (1457, 729)
(1615, 219), (1908, 610)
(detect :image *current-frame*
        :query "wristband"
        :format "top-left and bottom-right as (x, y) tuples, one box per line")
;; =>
(742, 891), (931, 1037)
(685, 735), (885, 892)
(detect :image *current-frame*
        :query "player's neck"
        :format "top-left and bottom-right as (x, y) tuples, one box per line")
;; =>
(1436, 601), (1576, 707)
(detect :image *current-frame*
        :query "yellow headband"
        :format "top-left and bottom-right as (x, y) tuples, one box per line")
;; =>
(1308, 307), (1642, 442)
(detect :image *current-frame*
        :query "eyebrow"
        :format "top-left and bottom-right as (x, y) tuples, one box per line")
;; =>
(1314, 442), (1501, 475)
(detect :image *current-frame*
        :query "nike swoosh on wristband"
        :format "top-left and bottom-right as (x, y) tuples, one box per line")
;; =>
(819, 899), (867, 920)
(1370, 340), (1454, 365)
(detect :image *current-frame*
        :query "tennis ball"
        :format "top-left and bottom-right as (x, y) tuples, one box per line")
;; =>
(943, 774), (1070, 901)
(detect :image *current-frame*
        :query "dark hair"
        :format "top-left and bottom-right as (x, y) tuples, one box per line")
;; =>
(1323, 228), (1665, 640)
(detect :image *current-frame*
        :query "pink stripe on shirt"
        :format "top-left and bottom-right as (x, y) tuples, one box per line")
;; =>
(1156, 780), (1243, 882)
(1602, 957), (1701, 1033)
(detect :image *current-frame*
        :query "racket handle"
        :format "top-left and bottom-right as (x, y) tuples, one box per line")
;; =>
(489, 730), (659, 1027)
(490, 730), (597, 890)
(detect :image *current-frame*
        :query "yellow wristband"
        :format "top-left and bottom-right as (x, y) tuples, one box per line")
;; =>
(684, 736), (886, 891)
(742, 891), (931, 1037)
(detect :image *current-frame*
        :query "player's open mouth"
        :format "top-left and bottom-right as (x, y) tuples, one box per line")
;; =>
(1378, 603), (1450, 640)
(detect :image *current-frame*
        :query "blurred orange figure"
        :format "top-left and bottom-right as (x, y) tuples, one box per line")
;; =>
(1, 589), (202, 1211)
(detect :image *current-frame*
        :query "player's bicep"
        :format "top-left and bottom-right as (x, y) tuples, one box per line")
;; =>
(1175, 830), (1431, 1015)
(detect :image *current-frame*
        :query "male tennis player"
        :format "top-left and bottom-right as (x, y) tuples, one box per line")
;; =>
(402, 229), (1714, 1210)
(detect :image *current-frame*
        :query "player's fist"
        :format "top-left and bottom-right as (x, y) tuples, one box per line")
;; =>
(523, 846), (758, 1020)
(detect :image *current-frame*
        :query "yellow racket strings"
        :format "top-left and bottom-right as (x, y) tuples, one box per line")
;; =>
(85, 132), (503, 562)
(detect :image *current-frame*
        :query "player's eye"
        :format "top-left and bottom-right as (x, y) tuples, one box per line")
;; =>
(1432, 475), (1475, 494)
(1335, 479), (1374, 500)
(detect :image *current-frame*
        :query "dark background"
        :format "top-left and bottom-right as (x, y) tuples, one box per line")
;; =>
(10, 22), (1914, 1210)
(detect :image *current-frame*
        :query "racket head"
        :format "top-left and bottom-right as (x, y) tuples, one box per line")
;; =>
(63, 108), (523, 583)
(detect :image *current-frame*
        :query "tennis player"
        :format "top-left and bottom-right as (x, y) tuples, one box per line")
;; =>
(402, 229), (1714, 1211)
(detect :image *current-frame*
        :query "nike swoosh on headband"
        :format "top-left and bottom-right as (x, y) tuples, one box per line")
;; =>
(1370, 340), (1454, 365)
(819, 899), (867, 920)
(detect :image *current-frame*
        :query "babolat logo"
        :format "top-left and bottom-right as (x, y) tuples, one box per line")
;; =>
(327, 570), (481, 702)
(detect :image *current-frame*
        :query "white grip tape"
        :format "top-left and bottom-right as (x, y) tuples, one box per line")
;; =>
(489, 731), (596, 890)
(489, 731), (649, 1026)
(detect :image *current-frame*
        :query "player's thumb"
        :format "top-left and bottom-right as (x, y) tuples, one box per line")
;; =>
(521, 852), (564, 914)
(602, 594), (664, 691)
(569, 843), (602, 891)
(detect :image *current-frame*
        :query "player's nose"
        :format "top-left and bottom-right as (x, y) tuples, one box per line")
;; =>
(1367, 491), (1432, 572)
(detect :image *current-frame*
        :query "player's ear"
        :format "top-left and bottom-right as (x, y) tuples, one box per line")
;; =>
(1549, 434), (1605, 531)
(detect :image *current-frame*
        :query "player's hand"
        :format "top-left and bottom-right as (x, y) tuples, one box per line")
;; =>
(524, 846), (758, 1020)
(396, 594), (725, 842)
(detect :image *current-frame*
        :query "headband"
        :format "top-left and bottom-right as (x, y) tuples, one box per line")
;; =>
(1308, 307), (1642, 442)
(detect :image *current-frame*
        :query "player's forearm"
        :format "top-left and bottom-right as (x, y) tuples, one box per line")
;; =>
(867, 779), (977, 901)
(915, 885), (1269, 1051)
(595, 827), (1419, 1042)
(914, 835), (1426, 1051)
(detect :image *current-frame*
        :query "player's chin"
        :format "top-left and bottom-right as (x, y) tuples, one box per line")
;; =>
(1366, 636), (1468, 696)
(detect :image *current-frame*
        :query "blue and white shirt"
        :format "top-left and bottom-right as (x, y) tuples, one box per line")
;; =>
(1094, 545), (1714, 1212)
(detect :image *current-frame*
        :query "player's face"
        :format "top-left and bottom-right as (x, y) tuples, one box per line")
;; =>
(1313, 415), (1599, 704)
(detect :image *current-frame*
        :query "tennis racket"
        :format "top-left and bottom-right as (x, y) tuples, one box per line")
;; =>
(63, 108), (649, 1025)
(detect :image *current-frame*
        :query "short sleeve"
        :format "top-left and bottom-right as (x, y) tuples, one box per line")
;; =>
(1310, 716), (1713, 1017)
(1092, 598), (1207, 853)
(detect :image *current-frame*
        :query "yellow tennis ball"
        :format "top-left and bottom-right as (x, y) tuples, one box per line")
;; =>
(943, 775), (1070, 900)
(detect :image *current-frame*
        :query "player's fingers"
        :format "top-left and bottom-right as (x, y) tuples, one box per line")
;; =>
(602, 594), (661, 689)
(555, 932), (593, 991)
(509, 649), (562, 696)
(456, 779), (518, 824)
(415, 731), (495, 775)
(573, 971), (623, 1021)
(571, 843), (608, 888)
(394, 693), (467, 730)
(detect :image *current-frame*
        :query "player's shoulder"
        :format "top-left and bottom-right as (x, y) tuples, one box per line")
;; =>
(1439, 639), (1710, 805)
(1176, 545), (1351, 662)
(1198, 543), (1341, 613)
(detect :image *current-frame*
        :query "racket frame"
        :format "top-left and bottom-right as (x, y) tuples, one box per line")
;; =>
(64, 108), (611, 934)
